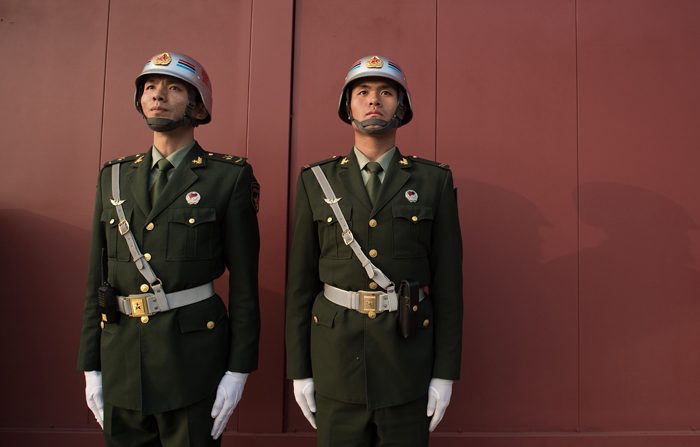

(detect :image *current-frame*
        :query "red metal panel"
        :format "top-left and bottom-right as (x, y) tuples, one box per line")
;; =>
(100, 0), (253, 162)
(577, 0), (700, 430)
(437, 0), (579, 431)
(290, 0), (437, 173)
(238, 0), (294, 433)
(288, 0), (437, 431)
(0, 0), (109, 429)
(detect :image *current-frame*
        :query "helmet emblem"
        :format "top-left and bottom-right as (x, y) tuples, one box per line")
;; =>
(366, 56), (383, 69)
(153, 52), (172, 66)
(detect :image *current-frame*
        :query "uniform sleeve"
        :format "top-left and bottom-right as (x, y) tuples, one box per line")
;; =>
(77, 170), (106, 371)
(224, 163), (261, 372)
(430, 169), (463, 379)
(285, 172), (323, 379)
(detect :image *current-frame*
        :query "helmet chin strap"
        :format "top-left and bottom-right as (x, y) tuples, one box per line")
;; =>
(351, 117), (401, 135)
(142, 90), (200, 132)
(346, 87), (406, 135)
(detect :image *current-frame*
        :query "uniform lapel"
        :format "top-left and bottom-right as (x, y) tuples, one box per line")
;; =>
(338, 150), (373, 212)
(146, 145), (200, 222)
(371, 149), (411, 217)
(125, 150), (152, 218)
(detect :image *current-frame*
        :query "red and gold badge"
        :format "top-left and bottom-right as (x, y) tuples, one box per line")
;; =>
(153, 52), (172, 66)
(366, 56), (383, 69)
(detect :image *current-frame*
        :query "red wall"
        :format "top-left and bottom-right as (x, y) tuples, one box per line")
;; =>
(1, 0), (698, 445)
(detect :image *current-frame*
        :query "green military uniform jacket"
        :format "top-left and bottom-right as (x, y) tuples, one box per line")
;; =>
(77, 143), (260, 414)
(286, 148), (462, 409)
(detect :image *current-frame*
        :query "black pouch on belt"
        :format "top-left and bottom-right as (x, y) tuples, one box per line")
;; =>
(98, 282), (121, 324)
(97, 249), (120, 324)
(397, 279), (420, 339)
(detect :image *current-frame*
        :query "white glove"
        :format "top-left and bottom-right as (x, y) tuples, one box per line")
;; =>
(293, 378), (317, 429)
(210, 371), (248, 439)
(426, 378), (453, 432)
(84, 371), (104, 429)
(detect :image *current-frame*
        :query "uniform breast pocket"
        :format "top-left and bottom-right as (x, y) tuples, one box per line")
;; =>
(313, 203), (353, 259)
(166, 208), (218, 261)
(101, 208), (132, 261)
(391, 205), (434, 258)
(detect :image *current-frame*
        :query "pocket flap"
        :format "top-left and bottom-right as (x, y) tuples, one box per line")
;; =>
(177, 297), (226, 333)
(312, 296), (338, 328)
(168, 208), (217, 227)
(312, 202), (352, 225)
(392, 205), (434, 222)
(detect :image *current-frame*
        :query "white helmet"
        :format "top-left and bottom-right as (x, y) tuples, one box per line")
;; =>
(135, 51), (212, 131)
(338, 55), (413, 132)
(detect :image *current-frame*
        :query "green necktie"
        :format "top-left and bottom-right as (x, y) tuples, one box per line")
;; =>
(150, 158), (173, 207)
(365, 161), (383, 205)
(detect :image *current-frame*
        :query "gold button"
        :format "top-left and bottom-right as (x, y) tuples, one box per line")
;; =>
(144, 253), (151, 261)
(140, 284), (149, 293)
(369, 219), (377, 228)
(327, 217), (333, 223)
(411, 216), (418, 222)
(141, 316), (150, 324)
(369, 249), (378, 258)
(100, 321), (105, 329)
(188, 218), (196, 224)
(109, 218), (115, 225)
(367, 311), (377, 319)
(146, 222), (155, 231)
(207, 321), (215, 330)
(313, 315), (319, 324)
(423, 319), (430, 328)
(369, 282), (378, 290)
(412, 305), (419, 312)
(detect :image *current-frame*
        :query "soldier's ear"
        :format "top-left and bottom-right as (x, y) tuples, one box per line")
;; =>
(192, 103), (209, 121)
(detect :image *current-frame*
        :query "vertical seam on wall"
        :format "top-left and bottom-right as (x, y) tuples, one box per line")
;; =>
(283, 0), (297, 432)
(98, 0), (111, 169)
(245, 0), (255, 157)
(434, 0), (439, 160)
(574, 0), (582, 432)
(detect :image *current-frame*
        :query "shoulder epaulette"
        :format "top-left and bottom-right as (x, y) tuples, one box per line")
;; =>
(103, 153), (143, 167)
(202, 151), (248, 166)
(407, 155), (450, 170)
(302, 155), (343, 170)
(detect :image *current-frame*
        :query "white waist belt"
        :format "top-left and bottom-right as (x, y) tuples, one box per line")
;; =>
(323, 283), (424, 315)
(117, 282), (215, 317)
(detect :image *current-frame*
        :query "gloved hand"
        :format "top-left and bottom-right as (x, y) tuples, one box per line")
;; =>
(210, 371), (248, 439)
(293, 378), (317, 429)
(84, 371), (104, 429)
(426, 378), (453, 432)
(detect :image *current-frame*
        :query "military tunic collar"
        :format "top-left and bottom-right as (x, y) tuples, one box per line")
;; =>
(150, 140), (196, 170)
(353, 146), (396, 184)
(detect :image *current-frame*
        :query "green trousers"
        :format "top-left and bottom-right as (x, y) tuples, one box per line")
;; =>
(315, 394), (430, 447)
(103, 395), (220, 447)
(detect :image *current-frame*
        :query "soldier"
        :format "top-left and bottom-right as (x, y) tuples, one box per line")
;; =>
(286, 55), (463, 446)
(77, 51), (260, 446)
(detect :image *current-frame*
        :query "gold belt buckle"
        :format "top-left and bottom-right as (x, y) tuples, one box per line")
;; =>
(128, 294), (149, 317)
(358, 291), (380, 319)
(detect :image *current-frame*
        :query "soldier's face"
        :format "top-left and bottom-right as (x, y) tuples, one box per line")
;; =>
(140, 75), (194, 121)
(349, 78), (399, 128)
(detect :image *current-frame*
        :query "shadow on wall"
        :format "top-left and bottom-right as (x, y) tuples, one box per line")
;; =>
(0, 208), (91, 427)
(451, 179), (700, 431)
(453, 179), (579, 431)
(573, 182), (700, 428)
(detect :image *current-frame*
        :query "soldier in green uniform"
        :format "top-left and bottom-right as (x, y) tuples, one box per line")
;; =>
(77, 51), (260, 446)
(286, 55), (463, 446)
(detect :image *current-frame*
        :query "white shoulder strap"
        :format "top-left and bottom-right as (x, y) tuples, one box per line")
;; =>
(310, 166), (395, 294)
(110, 163), (170, 311)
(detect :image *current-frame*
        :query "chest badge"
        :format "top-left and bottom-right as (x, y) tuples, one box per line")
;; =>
(185, 191), (201, 205)
(405, 190), (418, 203)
